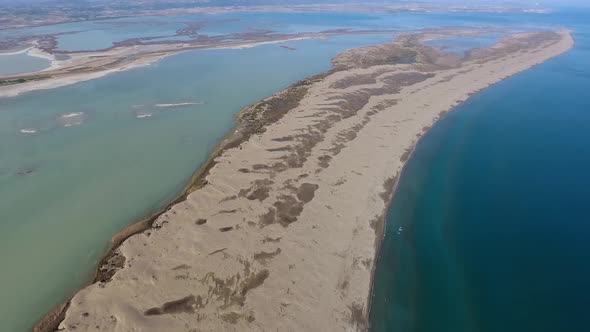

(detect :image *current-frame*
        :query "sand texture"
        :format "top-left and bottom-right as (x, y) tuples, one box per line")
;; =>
(45, 29), (573, 332)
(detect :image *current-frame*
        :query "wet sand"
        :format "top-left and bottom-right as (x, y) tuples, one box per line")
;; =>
(38, 28), (573, 331)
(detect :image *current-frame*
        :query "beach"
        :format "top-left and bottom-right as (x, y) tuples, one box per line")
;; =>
(39, 28), (573, 331)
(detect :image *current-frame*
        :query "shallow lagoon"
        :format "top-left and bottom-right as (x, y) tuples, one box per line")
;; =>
(0, 52), (50, 75)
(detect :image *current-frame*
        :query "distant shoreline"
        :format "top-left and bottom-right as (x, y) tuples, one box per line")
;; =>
(0, 26), (509, 99)
(0, 30), (399, 99)
(0, 3), (552, 32)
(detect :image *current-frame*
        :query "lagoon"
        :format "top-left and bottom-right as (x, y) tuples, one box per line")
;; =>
(0, 32), (394, 331)
(0, 52), (50, 75)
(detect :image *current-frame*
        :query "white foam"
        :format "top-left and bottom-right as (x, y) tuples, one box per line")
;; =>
(154, 102), (204, 108)
(61, 112), (84, 118)
(19, 128), (37, 134)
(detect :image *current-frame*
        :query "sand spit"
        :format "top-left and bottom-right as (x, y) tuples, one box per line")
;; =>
(39, 28), (573, 332)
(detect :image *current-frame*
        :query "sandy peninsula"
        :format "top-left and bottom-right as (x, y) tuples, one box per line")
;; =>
(37, 28), (573, 331)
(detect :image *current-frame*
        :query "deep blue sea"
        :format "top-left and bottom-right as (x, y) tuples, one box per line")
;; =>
(370, 7), (590, 332)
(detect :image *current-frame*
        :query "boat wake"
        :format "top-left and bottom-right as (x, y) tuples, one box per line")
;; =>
(154, 102), (205, 108)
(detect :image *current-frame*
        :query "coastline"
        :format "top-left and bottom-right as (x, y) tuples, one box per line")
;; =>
(33, 70), (331, 332)
(0, 30), (397, 99)
(0, 46), (34, 56)
(365, 31), (577, 326)
(37, 29), (574, 331)
(0, 39), (292, 99)
(0, 4), (551, 32)
(0, 27), (499, 99)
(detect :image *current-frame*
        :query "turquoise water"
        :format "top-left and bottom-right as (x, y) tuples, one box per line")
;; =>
(0, 33), (392, 331)
(0, 52), (50, 75)
(370, 8), (590, 332)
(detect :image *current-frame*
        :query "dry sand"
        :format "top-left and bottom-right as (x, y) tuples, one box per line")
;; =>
(39, 29), (573, 332)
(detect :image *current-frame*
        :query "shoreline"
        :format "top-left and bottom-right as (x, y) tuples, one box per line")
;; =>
(365, 31), (577, 326)
(0, 27), (502, 99)
(0, 30), (394, 99)
(33, 70), (331, 332)
(0, 4), (552, 33)
(36, 28), (574, 332)
(364, 108), (452, 327)
(0, 46), (34, 56)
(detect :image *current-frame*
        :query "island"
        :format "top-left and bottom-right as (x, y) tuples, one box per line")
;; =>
(36, 28), (573, 332)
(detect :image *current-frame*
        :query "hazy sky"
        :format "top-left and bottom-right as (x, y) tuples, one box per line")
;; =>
(0, 0), (588, 7)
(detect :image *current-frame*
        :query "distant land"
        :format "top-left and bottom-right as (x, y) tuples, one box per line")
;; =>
(0, 1), (552, 30)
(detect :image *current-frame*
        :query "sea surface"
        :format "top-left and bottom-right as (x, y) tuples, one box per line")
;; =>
(0, 8), (583, 332)
(370, 7), (590, 332)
